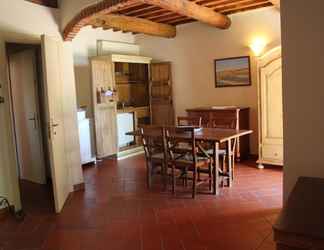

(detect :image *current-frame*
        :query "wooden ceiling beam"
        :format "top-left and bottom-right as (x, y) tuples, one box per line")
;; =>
(214, 0), (270, 12)
(149, 0), (270, 24)
(138, 0), (231, 29)
(122, 5), (159, 16)
(134, 0), (261, 22)
(141, 9), (179, 20)
(150, 14), (183, 23)
(132, 0), (268, 19)
(167, 2), (272, 24)
(207, 0), (267, 9)
(268, 0), (280, 9)
(224, 1), (272, 14)
(135, 8), (170, 19)
(89, 14), (176, 38)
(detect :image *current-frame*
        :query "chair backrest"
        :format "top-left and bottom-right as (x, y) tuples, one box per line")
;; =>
(140, 126), (166, 160)
(165, 127), (197, 163)
(177, 116), (202, 127)
(208, 118), (236, 129)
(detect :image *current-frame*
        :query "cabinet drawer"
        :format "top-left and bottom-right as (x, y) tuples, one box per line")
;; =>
(262, 144), (283, 161)
(187, 111), (210, 126)
(209, 110), (236, 119)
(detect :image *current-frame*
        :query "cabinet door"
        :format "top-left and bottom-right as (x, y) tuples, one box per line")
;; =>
(91, 58), (118, 158)
(150, 62), (174, 125)
(260, 57), (283, 161)
(187, 111), (210, 127)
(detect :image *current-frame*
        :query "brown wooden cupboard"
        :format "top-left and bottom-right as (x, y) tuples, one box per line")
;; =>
(187, 106), (250, 161)
(91, 54), (174, 159)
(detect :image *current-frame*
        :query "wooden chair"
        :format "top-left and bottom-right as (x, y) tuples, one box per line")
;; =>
(177, 116), (202, 127)
(165, 127), (212, 198)
(177, 116), (202, 153)
(140, 126), (167, 189)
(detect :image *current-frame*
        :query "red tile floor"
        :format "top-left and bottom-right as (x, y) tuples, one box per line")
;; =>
(0, 155), (282, 250)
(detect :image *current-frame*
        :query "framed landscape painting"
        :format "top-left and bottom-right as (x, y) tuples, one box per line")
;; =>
(214, 56), (252, 87)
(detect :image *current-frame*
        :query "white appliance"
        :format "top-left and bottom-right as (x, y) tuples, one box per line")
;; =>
(78, 110), (96, 165)
(117, 112), (135, 148)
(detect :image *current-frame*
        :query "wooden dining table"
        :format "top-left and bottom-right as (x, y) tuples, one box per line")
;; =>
(128, 127), (253, 195)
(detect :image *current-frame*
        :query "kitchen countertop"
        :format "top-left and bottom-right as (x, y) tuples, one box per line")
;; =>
(117, 106), (150, 114)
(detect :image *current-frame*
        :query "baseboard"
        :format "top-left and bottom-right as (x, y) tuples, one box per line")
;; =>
(117, 146), (144, 160)
(73, 183), (85, 192)
(96, 154), (117, 160)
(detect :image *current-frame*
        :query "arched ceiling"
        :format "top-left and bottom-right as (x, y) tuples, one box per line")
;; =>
(62, 0), (275, 41)
(25, 0), (58, 8)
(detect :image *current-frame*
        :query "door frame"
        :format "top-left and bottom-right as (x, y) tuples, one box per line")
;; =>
(5, 42), (53, 210)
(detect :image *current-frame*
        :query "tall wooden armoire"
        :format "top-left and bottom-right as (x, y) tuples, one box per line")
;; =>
(91, 54), (174, 159)
(257, 47), (283, 168)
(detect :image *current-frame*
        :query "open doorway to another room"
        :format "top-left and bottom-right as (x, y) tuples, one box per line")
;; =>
(6, 43), (55, 214)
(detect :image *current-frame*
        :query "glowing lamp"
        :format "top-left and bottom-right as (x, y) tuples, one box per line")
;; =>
(249, 38), (267, 56)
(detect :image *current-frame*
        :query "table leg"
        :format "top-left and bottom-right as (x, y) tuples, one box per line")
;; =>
(213, 142), (220, 195)
(232, 138), (237, 181)
(163, 158), (168, 191)
(227, 139), (233, 187)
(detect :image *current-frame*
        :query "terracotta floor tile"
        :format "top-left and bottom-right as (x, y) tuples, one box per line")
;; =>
(2, 156), (283, 250)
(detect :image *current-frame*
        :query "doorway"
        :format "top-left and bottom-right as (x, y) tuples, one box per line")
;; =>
(6, 43), (55, 213)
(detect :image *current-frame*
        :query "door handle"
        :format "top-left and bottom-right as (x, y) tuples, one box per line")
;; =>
(52, 123), (59, 136)
(0, 96), (4, 104)
(48, 120), (60, 139)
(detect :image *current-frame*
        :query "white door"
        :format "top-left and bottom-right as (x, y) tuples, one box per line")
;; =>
(9, 49), (46, 184)
(41, 35), (72, 213)
(260, 57), (283, 163)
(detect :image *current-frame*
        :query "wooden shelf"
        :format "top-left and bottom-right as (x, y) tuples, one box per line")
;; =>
(116, 81), (148, 85)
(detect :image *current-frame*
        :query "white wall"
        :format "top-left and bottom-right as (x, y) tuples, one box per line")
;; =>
(0, 0), (61, 41)
(0, 0), (84, 210)
(59, 0), (98, 29)
(281, 0), (324, 200)
(136, 7), (281, 154)
(72, 26), (135, 117)
(0, 0), (61, 211)
(0, 40), (21, 210)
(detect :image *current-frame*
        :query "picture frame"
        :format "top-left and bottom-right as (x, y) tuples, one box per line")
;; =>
(214, 56), (252, 88)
